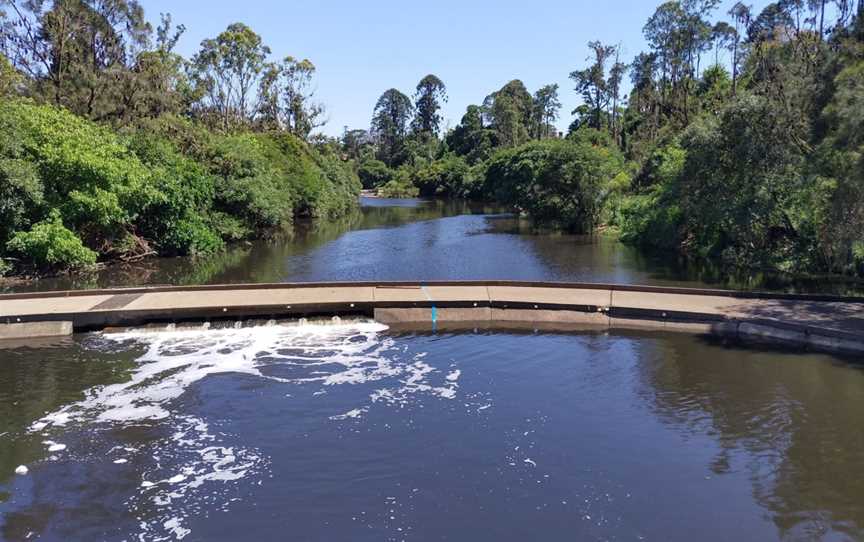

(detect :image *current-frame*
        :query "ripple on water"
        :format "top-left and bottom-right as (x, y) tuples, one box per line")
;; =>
(25, 322), (461, 541)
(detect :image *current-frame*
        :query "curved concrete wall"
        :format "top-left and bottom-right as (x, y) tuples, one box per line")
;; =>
(1, 281), (862, 355)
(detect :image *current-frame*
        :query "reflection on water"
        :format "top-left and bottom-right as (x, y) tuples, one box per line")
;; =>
(636, 339), (864, 541)
(5, 197), (863, 294)
(1, 328), (863, 540)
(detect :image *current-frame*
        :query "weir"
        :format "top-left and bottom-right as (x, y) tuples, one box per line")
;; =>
(0, 281), (862, 355)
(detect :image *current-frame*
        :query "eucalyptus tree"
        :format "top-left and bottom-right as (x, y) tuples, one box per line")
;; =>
(371, 88), (413, 166)
(728, 2), (752, 93)
(711, 21), (737, 65)
(532, 83), (561, 139)
(191, 22), (270, 129)
(570, 41), (617, 130)
(258, 56), (325, 138)
(411, 74), (447, 138)
(486, 79), (533, 147)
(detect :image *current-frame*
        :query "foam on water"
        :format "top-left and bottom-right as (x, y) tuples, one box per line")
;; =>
(26, 321), (460, 541)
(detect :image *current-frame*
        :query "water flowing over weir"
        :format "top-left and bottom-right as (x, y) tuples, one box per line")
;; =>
(21, 322), (461, 541)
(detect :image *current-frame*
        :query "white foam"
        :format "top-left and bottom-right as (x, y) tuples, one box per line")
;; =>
(43, 440), (66, 452)
(162, 517), (190, 540)
(15, 465), (28, 475)
(27, 321), (463, 541)
(330, 408), (367, 420)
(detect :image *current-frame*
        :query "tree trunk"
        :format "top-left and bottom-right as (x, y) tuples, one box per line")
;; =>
(819, 0), (826, 41)
(732, 38), (739, 95)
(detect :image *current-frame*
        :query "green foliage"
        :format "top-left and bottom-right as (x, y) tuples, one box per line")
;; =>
(0, 99), (358, 272)
(412, 75), (447, 137)
(378, 168), (420, 198)
(0, 54), (22, 97)
(192, 22), (271, 128)
(485, 80), (534, 147)
(446, 105), (498, 164)
(371, 89), (414, 166)
(486, 138), (627, 233)
(677, 95), (818, 270)
(412, 155), (481, 199)
(6, 210), (97, 270)
(617, 142), (684, 250)
(358, 159), (393, 189)
(1, 99), (157, 244)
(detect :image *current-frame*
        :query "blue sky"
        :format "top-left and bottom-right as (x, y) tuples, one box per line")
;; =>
(139, 0), (773, 136)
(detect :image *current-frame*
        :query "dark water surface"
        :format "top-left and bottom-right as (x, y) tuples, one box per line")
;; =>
(2, 199), (864, 541)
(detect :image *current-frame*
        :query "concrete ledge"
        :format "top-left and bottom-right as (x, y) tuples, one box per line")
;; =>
(1, 281), (862, 356)
(0, 321), (73, 340)
(490, 308), (609, 326)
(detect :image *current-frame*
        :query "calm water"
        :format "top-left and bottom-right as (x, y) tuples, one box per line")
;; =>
(2, 199), (864, 541)
(5, 197), (862, 294)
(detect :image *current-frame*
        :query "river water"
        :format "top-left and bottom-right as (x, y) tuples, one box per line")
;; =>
(1, 199), (863, 541)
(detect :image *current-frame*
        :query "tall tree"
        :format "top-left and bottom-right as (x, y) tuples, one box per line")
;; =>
(570, 41), (617, 130)
(191, 22), (270, 129)
(411, 74), (447, 138)
(608, 50), (628, 143)
(729, 2), (752, 94)
(532, 83), (561, 139)
(711, 21), (737, 65)
(446, 104), (498, 163)
(485, 79), (533, 146)
(258, 56), (325, 138)
(371, 88), (413, 166)
(114, 13), (188, 122)
(1, 0), (151, 118)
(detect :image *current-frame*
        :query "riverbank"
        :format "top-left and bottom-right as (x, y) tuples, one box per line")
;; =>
(0, 100), (361, 277)
(3, 198), (864, 297)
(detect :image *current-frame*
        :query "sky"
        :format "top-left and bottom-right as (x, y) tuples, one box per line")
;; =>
(138, 0), (774, 137)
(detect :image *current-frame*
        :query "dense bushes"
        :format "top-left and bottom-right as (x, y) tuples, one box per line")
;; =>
(377, 168), (420, 198)
(0, 99), (360, 274)
(6, 210), (97, 270)
(485, 136), (628, 233)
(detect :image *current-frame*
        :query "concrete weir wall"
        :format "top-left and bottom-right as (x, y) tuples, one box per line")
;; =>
(0, 281), (862, 355)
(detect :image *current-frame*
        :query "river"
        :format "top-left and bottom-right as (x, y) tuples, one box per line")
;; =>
(1, 199), (863, 541)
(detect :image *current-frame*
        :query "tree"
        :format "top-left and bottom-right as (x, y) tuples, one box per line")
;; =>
(711, 21), (737, 65)
(486, 79), (533, 146)
(114, 13), (190, 122)
(191, 22), (270, 129)
(446, 104), (497, 163)
(341, 127), (373, 162)
(0, 52), (22, 96)
(258, 56), (325, 138)
(532, 83), (561, 139)
(411, 74), (447, 138)
(570, 41), (617, 131)
(371, 88), (413, 166)
(1, 0), (151, 119)
(608, 51), (628, 143)
(729, 2), (752, 93)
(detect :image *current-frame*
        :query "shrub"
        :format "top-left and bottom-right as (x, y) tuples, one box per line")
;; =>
(378, 168), (419, 198)
(485, 138), (626, 233)
(412, 155), (480, 198)
(357, 159), (393, 189)
(6, 210), (97, 270)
